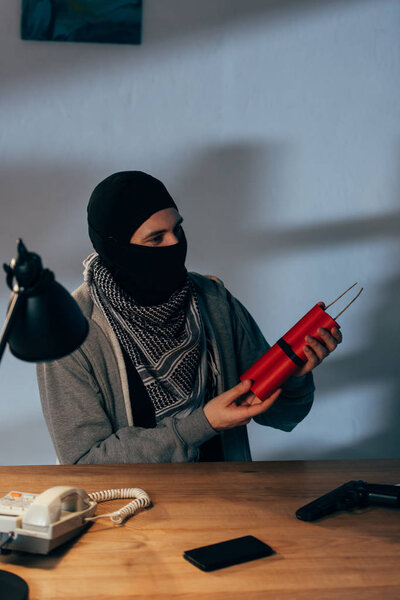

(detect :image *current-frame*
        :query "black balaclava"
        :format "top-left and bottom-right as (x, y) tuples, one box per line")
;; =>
(87, 171), (187, 305)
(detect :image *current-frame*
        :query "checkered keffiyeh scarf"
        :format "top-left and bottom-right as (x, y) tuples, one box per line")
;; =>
(83, 253), (210, 420)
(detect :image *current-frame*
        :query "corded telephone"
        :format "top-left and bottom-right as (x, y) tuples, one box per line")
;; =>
(0, 485), (151, 555)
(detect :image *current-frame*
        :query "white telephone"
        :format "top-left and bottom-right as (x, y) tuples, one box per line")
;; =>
(0, 486), (151, 555)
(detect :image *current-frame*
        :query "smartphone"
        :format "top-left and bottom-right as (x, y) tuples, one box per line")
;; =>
(183, 535), (274, 571)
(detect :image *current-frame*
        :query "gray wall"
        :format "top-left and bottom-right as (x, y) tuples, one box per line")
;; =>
(1, 0), (399, 464)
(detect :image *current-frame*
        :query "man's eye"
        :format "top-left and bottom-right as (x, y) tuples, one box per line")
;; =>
(151, 235), (163, 244)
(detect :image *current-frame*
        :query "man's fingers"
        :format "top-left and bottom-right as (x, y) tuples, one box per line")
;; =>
(205, 381), (281, 431)
(222, 379), (253, 405)
(317, 328), (339, 352)
(241, 388), (282, 418)
(304, 336), (329, 360)
(241, 393), (263, 406)
(299, 326), (343, 374)
(331, 326), (343, 343)
(235, 391), (263, 406)
(303, 345), (320, 368)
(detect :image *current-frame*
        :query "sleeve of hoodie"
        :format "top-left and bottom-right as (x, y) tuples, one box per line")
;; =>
(226, 290), (315, 432)
(36, 350), (216, 465)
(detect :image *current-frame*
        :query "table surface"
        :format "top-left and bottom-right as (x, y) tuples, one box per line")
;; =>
(0, 459), (399, 600)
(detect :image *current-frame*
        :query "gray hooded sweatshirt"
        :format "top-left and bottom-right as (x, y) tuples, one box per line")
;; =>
(37, 272), (314, 464)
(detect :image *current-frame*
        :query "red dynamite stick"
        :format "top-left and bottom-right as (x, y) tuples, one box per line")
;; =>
(240, 284), (363, 401)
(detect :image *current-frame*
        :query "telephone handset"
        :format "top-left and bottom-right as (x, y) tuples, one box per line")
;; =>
(0, 486), (151, 554)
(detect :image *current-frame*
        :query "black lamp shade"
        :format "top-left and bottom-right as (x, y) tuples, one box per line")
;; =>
(7, 280), (88, 362)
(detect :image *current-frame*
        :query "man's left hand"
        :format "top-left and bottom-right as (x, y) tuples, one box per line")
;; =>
(294, 325), (342, 377)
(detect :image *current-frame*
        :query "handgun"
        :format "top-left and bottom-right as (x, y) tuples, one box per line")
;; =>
(296, 480), (400, 522)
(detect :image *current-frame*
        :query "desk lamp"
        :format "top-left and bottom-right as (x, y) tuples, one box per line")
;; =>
(0, 239), (88, 364)
(0, 239), (89, 600)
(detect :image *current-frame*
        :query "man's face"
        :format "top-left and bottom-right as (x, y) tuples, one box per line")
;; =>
(129, 208), (184, 247)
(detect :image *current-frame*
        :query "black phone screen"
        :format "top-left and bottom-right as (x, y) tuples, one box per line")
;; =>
(183, 535), (274, 571)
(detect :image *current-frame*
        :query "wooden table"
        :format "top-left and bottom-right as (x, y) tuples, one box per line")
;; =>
(0, 460), (399, 599)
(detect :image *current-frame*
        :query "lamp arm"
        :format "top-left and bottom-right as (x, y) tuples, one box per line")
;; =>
(0, 291), (25, 364)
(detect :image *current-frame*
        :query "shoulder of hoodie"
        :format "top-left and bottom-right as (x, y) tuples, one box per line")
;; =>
(71, 281), (94, 319)
(188, 271), (231, 303)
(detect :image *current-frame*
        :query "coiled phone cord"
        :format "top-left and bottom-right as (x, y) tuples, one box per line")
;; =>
(85, 488), (152, 524)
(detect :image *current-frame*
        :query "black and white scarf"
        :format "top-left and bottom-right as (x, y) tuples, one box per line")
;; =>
(83, 253), (210, 421)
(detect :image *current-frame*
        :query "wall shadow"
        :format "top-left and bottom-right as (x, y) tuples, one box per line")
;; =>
(0, 161), (96, 283)
(233, 212), (400, 256)
(176, 140), (296, 300)
(311, 270), (400, 459)
(177, 142), (400, 459)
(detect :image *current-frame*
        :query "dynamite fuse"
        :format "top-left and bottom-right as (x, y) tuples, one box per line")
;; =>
(240, 283), (363, 401)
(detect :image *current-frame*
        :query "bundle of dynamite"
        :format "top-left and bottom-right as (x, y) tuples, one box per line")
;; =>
(240, 283), (363, 401)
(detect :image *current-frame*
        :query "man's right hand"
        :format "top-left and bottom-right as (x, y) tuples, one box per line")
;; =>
(203, 379), (281, 431)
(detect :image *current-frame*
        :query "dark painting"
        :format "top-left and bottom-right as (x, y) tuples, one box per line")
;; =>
(21, 0), (142, 44)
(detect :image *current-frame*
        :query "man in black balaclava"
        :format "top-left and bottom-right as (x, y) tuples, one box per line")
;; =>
(87, 170), (188, 305)
(85, 170), (205, 434)
(37, 170), (341, 465)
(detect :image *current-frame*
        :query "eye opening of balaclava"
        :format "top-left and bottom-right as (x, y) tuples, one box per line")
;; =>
(87, 171), (187, 305)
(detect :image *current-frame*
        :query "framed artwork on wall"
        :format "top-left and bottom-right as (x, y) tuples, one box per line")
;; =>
(21, 0), (142, 45)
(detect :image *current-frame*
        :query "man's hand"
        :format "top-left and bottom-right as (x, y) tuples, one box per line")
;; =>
(293, 303), (343, 377)
(203, 379), (281, 432)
